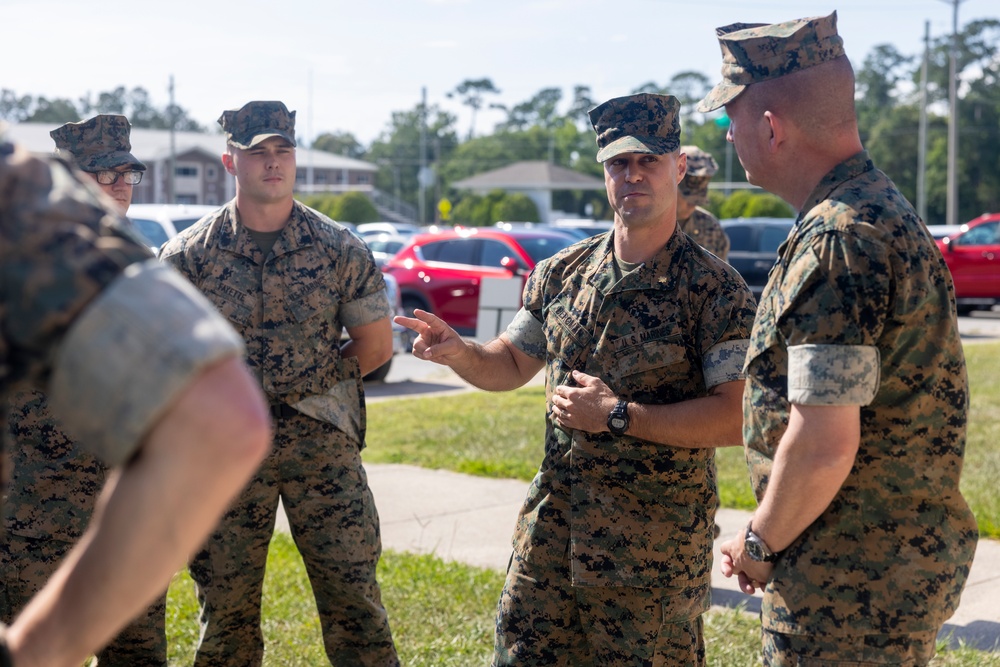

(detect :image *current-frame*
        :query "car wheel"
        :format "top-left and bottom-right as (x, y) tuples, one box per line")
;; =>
(363, 358), (392, 383)
(401, 295), (430, 349)
(956, 304), (977, 316)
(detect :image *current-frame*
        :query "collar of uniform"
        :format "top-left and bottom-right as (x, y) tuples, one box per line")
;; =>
(796, 150), (874, 224)
(584, 226), (686, 295)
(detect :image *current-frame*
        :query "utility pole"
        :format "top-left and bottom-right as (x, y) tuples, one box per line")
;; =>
(942, 0), (966, 226)
(168, 75), (176, 204)
(917, 20), (930, 222)
(418, 87), (428, 225)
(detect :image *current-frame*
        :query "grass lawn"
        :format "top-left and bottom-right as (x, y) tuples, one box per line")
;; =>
(164, 533), (999, 665)
(365, 341), (1000, 538)
(162, 342), (1000, 663)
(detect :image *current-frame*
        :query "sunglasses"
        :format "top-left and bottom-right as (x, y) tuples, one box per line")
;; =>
(95, 170), (143, 185)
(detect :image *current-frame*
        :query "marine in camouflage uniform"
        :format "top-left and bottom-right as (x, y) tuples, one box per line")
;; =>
(160, 101), (398, 667)
(699, 13), (978, 665)
(1, 130), (250, 665)
(2, 115), (166, 666)
(395, 94), (755, 667)
(677, 146), (729, 261)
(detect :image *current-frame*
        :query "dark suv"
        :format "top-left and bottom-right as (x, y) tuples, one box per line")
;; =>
(721, 217), (794, 299)
(382, 227), (576, 335)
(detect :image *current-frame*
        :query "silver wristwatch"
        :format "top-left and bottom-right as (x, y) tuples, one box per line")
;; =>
(744, 522), (780, 563)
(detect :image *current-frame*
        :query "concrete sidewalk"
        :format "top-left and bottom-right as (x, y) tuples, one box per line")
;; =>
(275, 463), (1000, 653)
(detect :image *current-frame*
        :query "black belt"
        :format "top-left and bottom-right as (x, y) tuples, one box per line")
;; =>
(270, 403), (301, 420)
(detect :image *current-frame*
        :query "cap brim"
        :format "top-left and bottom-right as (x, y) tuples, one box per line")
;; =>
(596, 135), (676, 163)
(81, 150), (147, 172)
(696, 81), (746, 113)
(231, 131), (297, 150)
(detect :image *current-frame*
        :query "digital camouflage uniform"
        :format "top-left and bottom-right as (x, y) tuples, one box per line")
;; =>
(492, 94), (756, 667)
(160, 101), (397, 666)
(3, 116), (165, 666)
(1, 139), (242, 662)
(678, 146), (729, 260)
(699, 13), (979, 664)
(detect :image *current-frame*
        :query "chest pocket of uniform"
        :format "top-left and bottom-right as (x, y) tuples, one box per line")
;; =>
(288, 281), (340, 325)
(613, 333), (686, 381)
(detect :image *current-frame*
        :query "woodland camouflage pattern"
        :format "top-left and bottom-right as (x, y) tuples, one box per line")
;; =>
(495, 229), (755, 664)
(218, 100), (297, 149)
(744, 151), (979, 636)
(697, 12), (846, 112)
(679, 206), (730, 261)
(589, 93), (680, 162)
(160, 199), (397, 666)
(49, 114), (146, 172)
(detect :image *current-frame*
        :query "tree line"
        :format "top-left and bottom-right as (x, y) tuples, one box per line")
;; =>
(5, 19), (998, 225)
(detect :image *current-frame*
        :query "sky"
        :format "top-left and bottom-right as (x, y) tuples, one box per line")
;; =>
(5, 0), (995, 147)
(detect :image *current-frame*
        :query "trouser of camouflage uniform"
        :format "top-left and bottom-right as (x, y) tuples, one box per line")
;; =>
(493, 540), (708, 667)
(188, 413), (398, 667)
(762, 628), (938, 666)
(0, 536), (167, 666)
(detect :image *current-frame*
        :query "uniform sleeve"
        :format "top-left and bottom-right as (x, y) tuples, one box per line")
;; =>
(338, 241), (392, 328)
(697, 268), (756, 389)
(777, 229), (889, 404)
(48, 261), (245, 466)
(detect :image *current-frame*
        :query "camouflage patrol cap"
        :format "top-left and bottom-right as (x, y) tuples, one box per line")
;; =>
(588, 93), (681, 163)
(218, 101), (296, 149)
(679, 145), (718, 204)
(697, 12), (845, 112)
(50, 114), (146, 173)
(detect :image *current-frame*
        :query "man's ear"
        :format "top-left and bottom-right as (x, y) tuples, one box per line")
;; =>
(763, 111), (784, 154)
(221, 152), (236, 176)
(676, 151), (688, 185)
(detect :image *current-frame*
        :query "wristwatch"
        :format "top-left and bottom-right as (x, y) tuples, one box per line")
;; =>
(744, 522), (780, 563)
(607, 399), (630, 436)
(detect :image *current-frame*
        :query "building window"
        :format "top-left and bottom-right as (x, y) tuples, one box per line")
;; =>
(175, 166), (198, 177)
(177, 194), (197, 204)
(357, 174), (370, 184)
(206, 166), (217, 180)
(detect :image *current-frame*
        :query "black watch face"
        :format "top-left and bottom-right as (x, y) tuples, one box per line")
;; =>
(745, 539), (764, 561)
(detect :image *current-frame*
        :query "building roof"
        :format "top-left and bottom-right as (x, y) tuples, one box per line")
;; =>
(452, 160), (605, 191)
(4, 122), (377, 172)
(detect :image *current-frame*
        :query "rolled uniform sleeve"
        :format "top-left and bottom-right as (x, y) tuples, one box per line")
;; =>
(776, 229), (890, 406)
(340, 289), (393, 328)
(50, 260), (245, 466)
(505, 307), (546, 360)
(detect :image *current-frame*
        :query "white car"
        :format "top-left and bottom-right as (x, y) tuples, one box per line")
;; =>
(128, 204), (221, 252)
(356, 222), (420, 239)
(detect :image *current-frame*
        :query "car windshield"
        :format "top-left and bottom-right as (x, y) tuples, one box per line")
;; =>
(129, 217), (170, 248)
(514, 235), (575, 264)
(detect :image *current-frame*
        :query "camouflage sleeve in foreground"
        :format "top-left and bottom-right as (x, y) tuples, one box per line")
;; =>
(1, 144), (153, 392)
(49, 260), (245, 467)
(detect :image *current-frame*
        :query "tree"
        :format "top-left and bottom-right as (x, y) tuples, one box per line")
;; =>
(0, 89), (32, 122)
(329, 191), (380, 223)
(493, 193), (539, 223)
(313, 131), (366, 159)
(564, 86), (597, 129)
(667, 71), (712, 123)
(448, 78), (501, 141)
(25, 97), (79, 123)
(494, 88), (563, 133)
(366, 101), (459, 222)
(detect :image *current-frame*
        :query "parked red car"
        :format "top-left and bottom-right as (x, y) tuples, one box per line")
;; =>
(936, 213), (1000, 313)
(382, 226), (578, 335)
